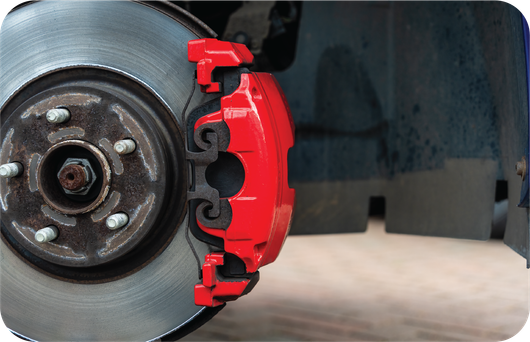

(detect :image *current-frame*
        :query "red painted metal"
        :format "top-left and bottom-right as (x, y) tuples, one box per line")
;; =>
(194, 252), (250, 307)
(188, 38), (254, 93)
(189, 38), (295, 307)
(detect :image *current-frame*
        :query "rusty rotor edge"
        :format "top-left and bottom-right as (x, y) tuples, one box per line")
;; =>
(135, 0), (218, 38)
(2, 0), (217, 122)
(9, 1), (218, 39)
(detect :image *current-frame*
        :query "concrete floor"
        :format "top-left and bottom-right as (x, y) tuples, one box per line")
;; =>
(184, 218), (528, 341)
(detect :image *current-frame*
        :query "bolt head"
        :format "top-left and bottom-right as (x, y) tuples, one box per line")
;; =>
(57, 158), (97, 195)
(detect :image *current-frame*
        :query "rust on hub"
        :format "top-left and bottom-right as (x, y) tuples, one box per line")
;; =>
(58, 164), (88, 191)
(38, 140), (111, 215)
(1, 68), (187, 282)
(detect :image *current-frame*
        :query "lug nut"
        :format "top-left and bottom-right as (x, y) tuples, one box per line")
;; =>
(46, 108), (70, 124)
(106, 213), (129, 230)
(114, 139), (136, 155)
(0, 162), (23, 178)
(35, 226), (58, 243)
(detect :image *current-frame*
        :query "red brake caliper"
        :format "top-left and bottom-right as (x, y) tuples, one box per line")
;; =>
(187, 38), (295, 307)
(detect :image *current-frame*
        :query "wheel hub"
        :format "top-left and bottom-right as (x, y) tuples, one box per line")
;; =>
(1, 67), (185, 270)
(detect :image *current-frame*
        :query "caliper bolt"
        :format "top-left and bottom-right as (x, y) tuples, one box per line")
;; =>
(46, 108), (71, 124)
(106, 213), (129, 230)
(516, 156), (527, 181)
(0, 162), (23, 178)
(114, 139), (136, 155)
(35, 226), (58, 243)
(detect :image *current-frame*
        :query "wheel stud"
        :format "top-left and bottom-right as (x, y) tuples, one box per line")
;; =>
(114, 139), (136, 155)
(0, 162), (23, 178)
(35, 226), (58, 243)
(106, 213), (129, 230)
(46, 108), (70, 123)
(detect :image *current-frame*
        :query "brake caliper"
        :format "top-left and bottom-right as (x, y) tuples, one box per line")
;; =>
(186, 38), (295, 307)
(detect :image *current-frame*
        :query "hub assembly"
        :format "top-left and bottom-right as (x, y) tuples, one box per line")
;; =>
(2, 67), (186, 270)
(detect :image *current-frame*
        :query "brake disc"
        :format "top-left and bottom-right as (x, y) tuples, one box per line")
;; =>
(1, 1), (218, 340)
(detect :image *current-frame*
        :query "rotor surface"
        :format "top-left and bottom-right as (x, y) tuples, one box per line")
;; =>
(0, 1), (217, 340)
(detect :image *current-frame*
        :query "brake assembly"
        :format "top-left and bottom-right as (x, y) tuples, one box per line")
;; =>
(0, 3), (294, 340)
(186, 38), (296, 307)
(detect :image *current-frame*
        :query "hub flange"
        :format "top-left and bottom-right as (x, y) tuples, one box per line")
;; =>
(1, 67), (187, 272)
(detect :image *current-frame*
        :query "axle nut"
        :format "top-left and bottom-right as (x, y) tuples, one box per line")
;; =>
(114, 139), (136, 155)
(106, 213), (129, 230)
(35, 226), (58, 243)
(46, 108), (71, 124)
(58, 164), (90, 191)
(0, 162), (23, 178)
(57, 158), (97, 195)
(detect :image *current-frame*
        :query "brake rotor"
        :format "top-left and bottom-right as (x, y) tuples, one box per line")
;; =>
(1, 1), (218, 340)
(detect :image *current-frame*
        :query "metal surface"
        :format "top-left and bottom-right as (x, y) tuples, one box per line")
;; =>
(114, 139), (137, 155)
(46, 108), (70, 124)
(193, 71), (296, 273)
(1, 66), (185, 269)
(137, 0), (218, 39)
(0, 1), (218, 340)
(188, 38), (254, 93)
(58, 160), (93, 194)
(39, 143), (108, 211)
(188, 39), (295, 307)
(106, 213), (129, 230)
(0, 162), (22, 178)
(35, 226), (58, 244)
(195, 252), (254, 307)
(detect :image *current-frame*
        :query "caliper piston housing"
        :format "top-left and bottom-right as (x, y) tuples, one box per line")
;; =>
(187, 38), (295, 307)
